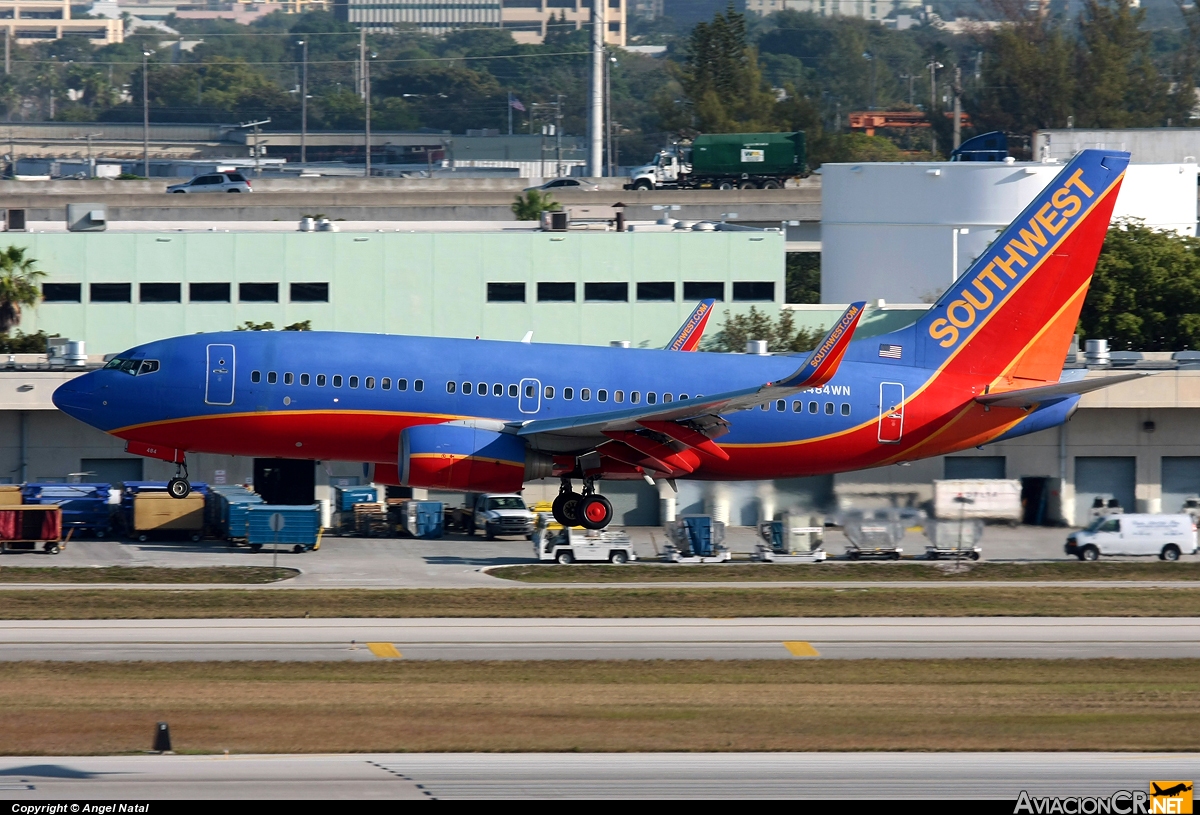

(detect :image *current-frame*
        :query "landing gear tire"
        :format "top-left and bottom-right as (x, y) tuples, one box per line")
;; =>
(168, 477), (191, 499)
(578, 495), (613, 530)
(553, 492), (583, 526)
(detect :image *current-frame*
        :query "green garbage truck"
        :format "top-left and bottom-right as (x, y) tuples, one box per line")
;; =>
(625, 132), (806, 191)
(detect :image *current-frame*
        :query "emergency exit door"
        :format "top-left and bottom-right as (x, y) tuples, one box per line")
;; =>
(519, 378), (541, 414)
(878, 382), (904, 443)
(205, 343), (235, 405)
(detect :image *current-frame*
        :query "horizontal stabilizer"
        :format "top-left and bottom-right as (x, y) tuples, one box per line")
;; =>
(975, 372), (1149, 409)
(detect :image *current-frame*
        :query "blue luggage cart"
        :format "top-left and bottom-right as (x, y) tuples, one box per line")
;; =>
(246, 504), (322, 553)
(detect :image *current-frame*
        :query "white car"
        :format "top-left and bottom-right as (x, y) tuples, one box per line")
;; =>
(167, 171), (253, 193)
(1066, 513), (1198, 561)
(523, 178), (598, 192)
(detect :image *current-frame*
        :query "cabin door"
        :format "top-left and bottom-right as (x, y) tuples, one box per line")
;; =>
(877, 382), (904, 444)
(205, 343), (236, 405)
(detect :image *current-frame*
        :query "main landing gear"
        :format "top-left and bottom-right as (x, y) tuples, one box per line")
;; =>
(552, 477), (613, 530)
(167, 460), (191, 499)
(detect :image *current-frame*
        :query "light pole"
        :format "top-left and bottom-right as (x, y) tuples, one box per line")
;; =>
(863, 52), (876, 110)
(297, 39), (307, 165)
(604, 51), (615, 177)
(142, 49), (152, 178)
(927, 60), (943, 157)
(951, 227), (969, 283)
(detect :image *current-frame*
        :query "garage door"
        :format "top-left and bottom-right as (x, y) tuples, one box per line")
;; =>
(944, 456), (1006, 479)
(80, 458), (144, 485)
(600, 482), (660, 527)
(1074, 456), (1136, 526)
(1162, 457), (1200, 515)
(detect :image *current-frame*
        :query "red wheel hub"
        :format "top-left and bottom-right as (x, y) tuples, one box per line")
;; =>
(584, 501), (607, 523)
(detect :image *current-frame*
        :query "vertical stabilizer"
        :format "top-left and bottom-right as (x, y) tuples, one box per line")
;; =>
(914, 150), (1129, 386)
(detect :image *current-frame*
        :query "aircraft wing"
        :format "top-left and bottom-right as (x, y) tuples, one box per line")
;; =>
(665, 299), (717, 351)
(515, 302), (866, 449)
(975, 372), (1149, 409)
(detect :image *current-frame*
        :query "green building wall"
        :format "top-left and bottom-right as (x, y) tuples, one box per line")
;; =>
(16, 230), (785, 355)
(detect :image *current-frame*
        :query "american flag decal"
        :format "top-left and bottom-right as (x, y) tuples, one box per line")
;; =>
(878, 344), (902, 359)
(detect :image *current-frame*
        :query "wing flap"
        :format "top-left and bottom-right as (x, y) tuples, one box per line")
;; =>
(975, 372), (1149, 408)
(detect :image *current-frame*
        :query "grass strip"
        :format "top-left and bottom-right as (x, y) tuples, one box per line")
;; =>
(1, 586), (1199, 618)
(494, 561), (1200, 583)
(0, 566), (298, 584)
(3, 659), (1200, 754)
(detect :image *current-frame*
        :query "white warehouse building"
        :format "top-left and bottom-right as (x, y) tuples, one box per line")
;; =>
(820, 161), (1199, 305)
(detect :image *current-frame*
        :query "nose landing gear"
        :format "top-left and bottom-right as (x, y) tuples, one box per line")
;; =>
(168, 461), (191, 499)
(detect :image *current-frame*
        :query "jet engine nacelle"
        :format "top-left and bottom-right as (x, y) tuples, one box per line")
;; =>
(385, 423), (550, 493)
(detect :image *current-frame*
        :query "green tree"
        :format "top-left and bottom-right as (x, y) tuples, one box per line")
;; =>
(0, 247), (45, 335)
(1079, 221), (1200, 351)
(669, 4), (778, 132)
(705, 306), (822, 353)
(511, 190), (560, 221)
(973, 0), (1077, 137)
(1075, 0), (1170, 128)
(786, 253), (820, 304)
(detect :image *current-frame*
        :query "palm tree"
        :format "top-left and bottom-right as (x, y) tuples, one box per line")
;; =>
(0, 246), (45, 335)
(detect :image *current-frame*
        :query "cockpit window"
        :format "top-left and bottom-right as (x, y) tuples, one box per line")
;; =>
(104, 358), (143, 376)
(138, 360), (159, 375)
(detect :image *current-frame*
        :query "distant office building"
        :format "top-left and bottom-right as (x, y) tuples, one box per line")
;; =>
(0, 0), (122, 44)
(745, 0), (921, 22)
(334, 0), (627, 46)
(629, 0), (661, 18)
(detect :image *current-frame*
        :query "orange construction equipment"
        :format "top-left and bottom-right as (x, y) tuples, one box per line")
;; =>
(848, 110), (971, 136)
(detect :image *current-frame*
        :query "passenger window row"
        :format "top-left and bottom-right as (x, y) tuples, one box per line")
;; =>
(760, 400), (851, 416)
(446, 381), (696, 405)
(486, 281), (775, 303)
(44, 282), (329, 304)
(250, 370), (425, 392)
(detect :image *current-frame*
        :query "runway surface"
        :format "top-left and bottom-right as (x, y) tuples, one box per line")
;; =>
(0, 752), (1195, 799)
(3, 617), (1199, 661)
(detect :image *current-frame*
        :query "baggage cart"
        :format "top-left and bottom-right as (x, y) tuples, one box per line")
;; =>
(924, 518), (984, 560)
(121, 482), (208, 542)
(0, 505), (64, 554)
(841, 511), (907, 560)
(246, 504), (322, 553)
(22, 483), (112, 538)
(754, 512), (827, 563)
(391, 500), (444, 539)
(662, 515), (731, 563)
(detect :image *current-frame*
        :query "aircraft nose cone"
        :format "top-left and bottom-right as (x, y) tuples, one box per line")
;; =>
(53, 375), (98, 418)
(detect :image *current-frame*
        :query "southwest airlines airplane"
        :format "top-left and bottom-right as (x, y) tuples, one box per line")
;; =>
(54, 149), (1140, 530)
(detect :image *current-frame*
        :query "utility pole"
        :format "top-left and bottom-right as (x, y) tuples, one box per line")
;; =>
(555, 94), (563, 178)
(587, 0), (603, 177)
(927, 60), (942, 158)
(239, 119), (270, 177)
(297, 39), (307, 165)
(604, 51), (615, 177)
(952, 66), (962, 151)
(364, 52), (373, 178)
(358, 28), (365, 100)
(142, 49), (152, 178)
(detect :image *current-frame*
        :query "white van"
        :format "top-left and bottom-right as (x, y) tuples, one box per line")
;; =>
(1066, 514), (1198, 561)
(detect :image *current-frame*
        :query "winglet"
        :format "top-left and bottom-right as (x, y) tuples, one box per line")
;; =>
(776, 301), (866, 389)
(666, 299), (716, 351)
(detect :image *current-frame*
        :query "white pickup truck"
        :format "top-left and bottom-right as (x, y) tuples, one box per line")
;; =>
(452, 493), (535, 540)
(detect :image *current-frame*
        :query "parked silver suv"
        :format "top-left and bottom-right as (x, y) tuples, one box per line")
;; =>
(167, 171), (252, 193)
